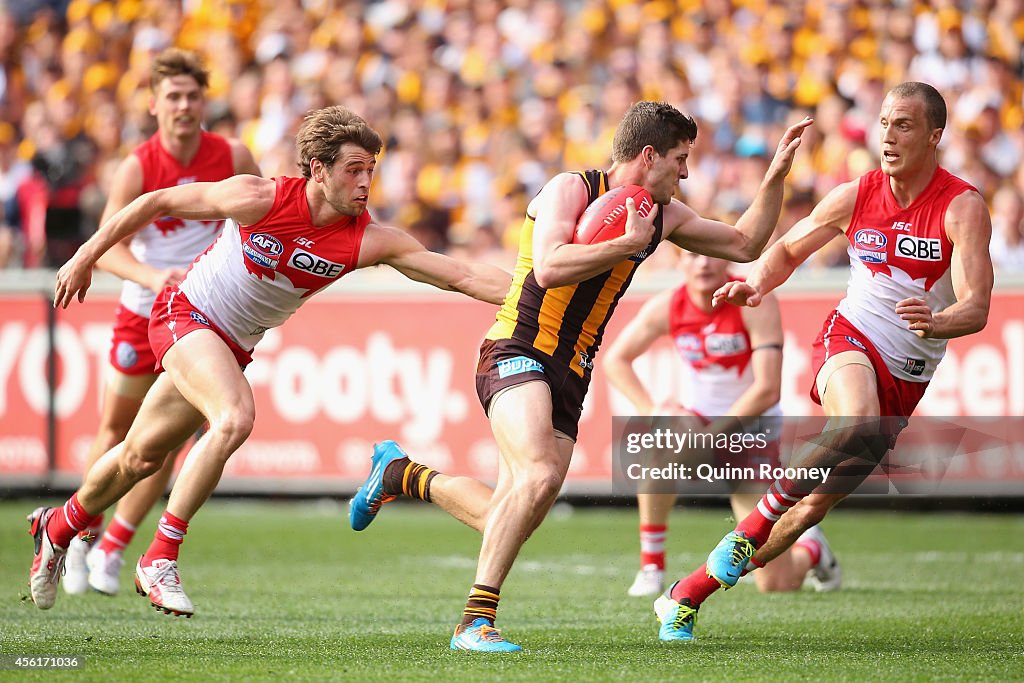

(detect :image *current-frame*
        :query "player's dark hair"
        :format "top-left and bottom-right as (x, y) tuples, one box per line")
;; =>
(295, 106), (383, 179)
(612, 101), (698, 163)
(150, 48), (209, 91)
(889, 82), (947, 131)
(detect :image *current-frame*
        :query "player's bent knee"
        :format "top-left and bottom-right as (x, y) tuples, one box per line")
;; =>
(120, 451), (165, 481)
(208, 410), (255, 453)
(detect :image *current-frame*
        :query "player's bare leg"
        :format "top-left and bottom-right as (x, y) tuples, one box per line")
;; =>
(63, 371), (153, 595)
(131, 330), (254, 617)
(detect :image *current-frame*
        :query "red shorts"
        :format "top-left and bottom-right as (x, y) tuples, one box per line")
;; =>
(810, 310), (929, 417)
(108, 305), (158, 375)
(148, 287), (252, 372)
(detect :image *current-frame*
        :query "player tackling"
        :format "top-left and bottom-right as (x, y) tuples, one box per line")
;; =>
(654, 81), (993, 640)
(27, 105), (510, 616)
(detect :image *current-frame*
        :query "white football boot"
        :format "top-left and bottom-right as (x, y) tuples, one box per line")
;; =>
(62, 534), (94, 595)
(800, 525), (842, 592)
(87, 546), (125, 595)
(627, 564), (665, 597)
(135, 558), (194, 617)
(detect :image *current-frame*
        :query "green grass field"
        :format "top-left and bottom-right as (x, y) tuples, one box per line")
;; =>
(1, 499), (1021, 681)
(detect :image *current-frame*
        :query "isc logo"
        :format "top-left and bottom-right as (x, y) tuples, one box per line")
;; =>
(854, 229), (887, 249)
(896, 235), (942, 261)
(287, 248), (345, 278)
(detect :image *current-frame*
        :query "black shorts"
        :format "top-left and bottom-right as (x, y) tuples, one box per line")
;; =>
(475, 338), (589, 441)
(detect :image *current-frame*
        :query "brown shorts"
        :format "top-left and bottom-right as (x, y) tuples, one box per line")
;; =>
(475, 338), (589, 441)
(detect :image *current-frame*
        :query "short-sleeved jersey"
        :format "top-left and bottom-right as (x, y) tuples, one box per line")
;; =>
(485, 170), (664, 382)
(669, 280), (782, 417)
(122, 131), (235, 317)
(837, 167), (975, 381)
(180, 176), (369, 350)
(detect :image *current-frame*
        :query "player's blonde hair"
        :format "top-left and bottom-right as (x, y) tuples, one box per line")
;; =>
(295, 106), (383, 180)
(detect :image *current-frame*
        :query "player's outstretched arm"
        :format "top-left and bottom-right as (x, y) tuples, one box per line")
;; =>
(532, 174), (658, 289)
(93, 154), (188, 293)
(712, 180), (859, 307)
(896, 190), (993, 339)
(363, 224), (511, 305)
(603, 288), (674, 415)
(54, 175), (274, 308)
(663, 118), (813, 263)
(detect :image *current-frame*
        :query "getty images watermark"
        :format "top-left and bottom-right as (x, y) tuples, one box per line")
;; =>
(611, 415), (1024, 496)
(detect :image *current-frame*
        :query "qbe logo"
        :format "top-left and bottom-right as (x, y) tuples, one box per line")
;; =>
(287, 248), (345, 278)
(896, 234), (942, 261)
(190, 311), (209, 326)
(243, 233), (283, 268)
(853, 229), (887, 263)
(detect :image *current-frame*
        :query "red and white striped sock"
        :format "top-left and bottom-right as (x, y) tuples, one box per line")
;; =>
(46, 493), (101, 549)
(142, 511), (188, 564)
(639, 524), (668, 570)
(736, 479), (804, 546)
(97, 514), (137, 554)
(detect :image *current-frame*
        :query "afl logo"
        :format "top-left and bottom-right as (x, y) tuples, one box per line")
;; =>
(243, 232), (283, 268)
(854, 229), (887, 249)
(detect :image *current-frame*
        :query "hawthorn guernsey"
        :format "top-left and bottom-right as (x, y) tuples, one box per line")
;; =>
(573, 184), (655, 245)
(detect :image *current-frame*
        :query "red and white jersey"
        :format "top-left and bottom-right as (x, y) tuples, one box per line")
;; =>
(122, 131), (235, 317)
(837, 167), (975, 382)
(669, 280), (781, 418)
(180, 176), (369, 350)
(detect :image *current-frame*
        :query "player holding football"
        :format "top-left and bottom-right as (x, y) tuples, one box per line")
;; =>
(603, 251), (840, 598)
(61, 48), (261, 598)
(349, 101), (813, 651)
(654, 82), (993, 641)
(28, 105), (510, 616)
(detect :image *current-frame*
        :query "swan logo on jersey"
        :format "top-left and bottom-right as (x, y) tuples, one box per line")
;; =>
(853, 229), (887, 263)
(287, 248), (345, 278)
(895, 234), (942, 261)
(243, 233), (284, 268)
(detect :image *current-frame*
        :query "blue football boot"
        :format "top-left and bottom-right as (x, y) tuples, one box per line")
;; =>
(348, 440), (407, 531)
(654, 583), (698, 642)
(706, 530), (758, 589)
(450, 618), (522, 652)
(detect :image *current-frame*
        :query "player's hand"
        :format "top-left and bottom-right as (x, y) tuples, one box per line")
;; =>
(712, 280), (762, 307)
(614, 197), (659, 252)
(53, 252), (95, 309)
(149, 267), (187, 293)
(895, 297), (934, 337)
(767, 116), (814, 179)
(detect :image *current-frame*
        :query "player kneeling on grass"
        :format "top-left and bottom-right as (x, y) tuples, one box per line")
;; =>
(603, 251), (840, 600)
(27, 105), (510, 617)
(348, 101), (814, 652)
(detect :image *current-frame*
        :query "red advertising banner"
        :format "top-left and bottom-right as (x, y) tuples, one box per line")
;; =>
(2, 288), (1022, 493)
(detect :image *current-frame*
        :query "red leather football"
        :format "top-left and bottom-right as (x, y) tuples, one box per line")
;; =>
(573, 185), (655, 245)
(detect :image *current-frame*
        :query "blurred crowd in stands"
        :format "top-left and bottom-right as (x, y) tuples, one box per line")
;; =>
(1, 0), (1023, 274)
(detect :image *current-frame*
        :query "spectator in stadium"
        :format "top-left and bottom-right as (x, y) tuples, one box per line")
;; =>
(61, 48), (261, 599)
(348, 101), (813, 652)
(602, 251), (840, 599)
(28, 105), (511, 616)
(989, 183), (1024, 272)
(655, 82), (993, 641)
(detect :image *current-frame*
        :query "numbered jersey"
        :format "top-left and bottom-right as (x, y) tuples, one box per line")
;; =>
(668, 281), (781, 418)
(122, 131), (235, 317)
(838, 167), (975, 381)
(180, 176), (369, 350)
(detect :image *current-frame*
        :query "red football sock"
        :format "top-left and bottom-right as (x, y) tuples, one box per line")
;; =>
(735, 479), (804, 546)
(794, 537), (822, 567)
(142, 511), (188, 564)
(639, 524), (667, 570)
(46, 493), (101, 549)
(670, 563), (721, 607)
(79, 512), (104, 540)
(97, 514), (137, 553)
